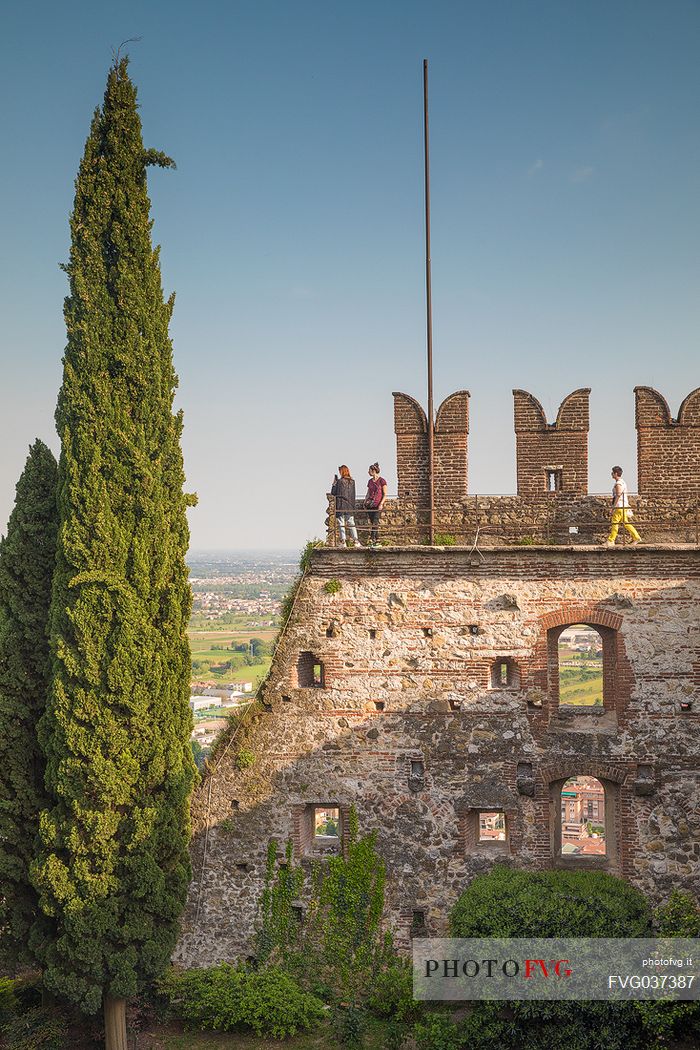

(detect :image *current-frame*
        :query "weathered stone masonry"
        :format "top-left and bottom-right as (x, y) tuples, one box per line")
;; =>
(175, 546), (700, 968)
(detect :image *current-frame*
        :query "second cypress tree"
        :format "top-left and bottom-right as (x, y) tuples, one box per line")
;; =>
(32, 59), (196, 1046)
(0, 440), (58, 968)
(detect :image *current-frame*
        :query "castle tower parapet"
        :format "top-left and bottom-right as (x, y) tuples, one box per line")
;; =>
(635, 386), (700, 498)
(513, 388), (590, 496)
(393, 390), (470, 501)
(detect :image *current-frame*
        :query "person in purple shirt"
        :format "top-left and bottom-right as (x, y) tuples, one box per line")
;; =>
(364, 462), (387, 546)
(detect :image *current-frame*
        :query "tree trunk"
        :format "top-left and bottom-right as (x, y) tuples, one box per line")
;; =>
(104, 996), (128, 1050)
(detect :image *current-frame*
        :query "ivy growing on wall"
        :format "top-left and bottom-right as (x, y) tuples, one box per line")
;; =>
(255, 807), (394, 1005)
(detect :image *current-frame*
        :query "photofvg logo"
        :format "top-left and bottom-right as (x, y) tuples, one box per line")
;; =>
(413, 938), (700, 1001)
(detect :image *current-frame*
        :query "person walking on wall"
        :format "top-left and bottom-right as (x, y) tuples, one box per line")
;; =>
(364, 462), (387, 547)
(604, 466), (642, 547)
(331, 465), (360, 547)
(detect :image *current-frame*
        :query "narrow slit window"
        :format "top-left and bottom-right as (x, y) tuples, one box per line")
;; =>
(546, 469), (563, 492)
(491, 659), (519, 689)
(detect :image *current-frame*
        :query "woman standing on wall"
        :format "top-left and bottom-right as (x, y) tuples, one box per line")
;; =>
(331, 465), (360, 547)
(364, 462), (387, 547)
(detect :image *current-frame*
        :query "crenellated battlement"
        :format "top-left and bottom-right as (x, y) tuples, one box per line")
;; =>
(333, 386), (700, 545)
(635, 386), (700, 499)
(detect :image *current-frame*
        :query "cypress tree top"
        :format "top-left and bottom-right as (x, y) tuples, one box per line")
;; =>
(33, 58), (195, 1015)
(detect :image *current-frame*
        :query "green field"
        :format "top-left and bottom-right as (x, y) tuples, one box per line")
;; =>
(559, 667), (604, 706)
(188, 626), (276, 684)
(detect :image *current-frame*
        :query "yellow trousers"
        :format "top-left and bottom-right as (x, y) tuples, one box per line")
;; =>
(608, 508), (641, 544)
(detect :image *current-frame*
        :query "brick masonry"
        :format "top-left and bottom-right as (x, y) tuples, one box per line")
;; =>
(175, 546), (700, 967)
(636, 386), (700, 499)
(514, 388), (590, 497)
(393, 391), (470, 502)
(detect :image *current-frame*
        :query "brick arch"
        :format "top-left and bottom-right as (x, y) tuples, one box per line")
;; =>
(528, 606), (632, 721)
(539, 606), (623, 633)
(541, 761), (629, 786)
(544, 765), (629, 875)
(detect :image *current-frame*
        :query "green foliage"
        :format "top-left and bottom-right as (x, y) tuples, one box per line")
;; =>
(238, 967), (325, 1039)
(0, 1006), (68, 1050)
(449, 869), (653, 1050)
(256, 840), (305, 970)
(255, 809), (395, 1008)
(313, 811), (392, 1005)
(0, 977), (19, 1022)
(414, 1012), (462, 1050)
(635, 890), (700, 1045)
(367, 959), (421, 1024)
(514, 535), (537, 545)
(323, 579), (342, 594)
(0, 441), (58, 967)
(433, 533), (456, 546)
(236, 747), (256, 770)
(450, 865), (652, 938)
(299, 540), (323, 573)
(331, 1003), (366, 1047)
(654, 888), (700, 936)
(162, 964), (324, 1039)
(31, 58), (196, 1013)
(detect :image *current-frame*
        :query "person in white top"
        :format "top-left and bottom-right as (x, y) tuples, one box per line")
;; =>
(604, 466), (642, 547)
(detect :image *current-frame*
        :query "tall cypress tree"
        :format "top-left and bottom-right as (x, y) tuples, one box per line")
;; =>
(32, 59), (195, 1046)
(0, 440), (58, 968)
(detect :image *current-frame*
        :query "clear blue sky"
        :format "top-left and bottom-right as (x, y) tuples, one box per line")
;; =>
(1, 0), (698, 548)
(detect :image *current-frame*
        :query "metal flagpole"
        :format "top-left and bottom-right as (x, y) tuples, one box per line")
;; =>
(423, 59), (435, 544)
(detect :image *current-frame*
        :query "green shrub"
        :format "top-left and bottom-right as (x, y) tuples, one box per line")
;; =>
(463, 1000), (643, 1050)
(635, 890), (700, 1046)
(239, 967), (325, 1038)
(0, 1006), (68, 1050)
(450, 866), (652, 938)
(449, 868), (651, 1050)
(514, 535), (536, 545)
(414, 1012), (463, 1050)
(367, 959), (421, 1023)
(162, 963), (247, 1030)
(324, 579), (342, 594)
(0, 978), (19, 1023)
(434, 534), (457, 546)
(162, 964), (324, 1039)
(236, 747), (255, 771)
(331, 1003), (366, 1047)
(654, 888), (700, 936)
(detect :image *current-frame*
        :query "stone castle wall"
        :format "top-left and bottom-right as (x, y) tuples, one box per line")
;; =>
(326, 494), (700, 547)
(175, 546), (700, 968)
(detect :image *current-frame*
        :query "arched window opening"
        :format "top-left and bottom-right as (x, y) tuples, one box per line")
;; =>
(560, 776), (606, 857)
(558, 625), (603, 707)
